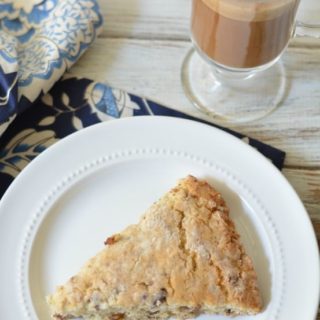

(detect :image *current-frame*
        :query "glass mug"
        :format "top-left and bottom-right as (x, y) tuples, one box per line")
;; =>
(181, 0), (320, 123)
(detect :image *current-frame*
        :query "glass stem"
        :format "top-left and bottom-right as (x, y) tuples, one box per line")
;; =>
(210, 65), (256, 85)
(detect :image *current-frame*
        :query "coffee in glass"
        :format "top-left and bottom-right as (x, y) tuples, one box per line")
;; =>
(181, 0), (319, 123)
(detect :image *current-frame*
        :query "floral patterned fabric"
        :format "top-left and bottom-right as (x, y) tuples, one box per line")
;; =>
(0, 0), (103, 135)
(0, 0), (285, 198)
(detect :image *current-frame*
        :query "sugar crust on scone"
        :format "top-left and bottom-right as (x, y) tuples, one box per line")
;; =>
(47, 175), (262, 319)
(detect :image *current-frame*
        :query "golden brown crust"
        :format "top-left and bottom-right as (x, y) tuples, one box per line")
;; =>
(47, 176), (262, 319)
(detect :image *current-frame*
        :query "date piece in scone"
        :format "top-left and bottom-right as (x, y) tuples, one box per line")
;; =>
(47, 175), (262, 319)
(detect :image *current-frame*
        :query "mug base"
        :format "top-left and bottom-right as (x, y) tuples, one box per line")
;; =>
(181, 48), (287, 124)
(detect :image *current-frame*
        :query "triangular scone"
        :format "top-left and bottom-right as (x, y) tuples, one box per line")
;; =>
(47, 175), (262, 319)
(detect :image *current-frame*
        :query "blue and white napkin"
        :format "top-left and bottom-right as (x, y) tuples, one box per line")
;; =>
(0, 0), (285, 198)
(0, 0), (103, 134)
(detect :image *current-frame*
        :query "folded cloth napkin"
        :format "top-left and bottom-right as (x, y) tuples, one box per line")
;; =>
(0, 0), (103, 135)
(0, 1), (285, 198)
(0, 76), (285, 197)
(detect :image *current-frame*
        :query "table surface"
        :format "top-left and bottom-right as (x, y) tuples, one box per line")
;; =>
(70, 1), (320, 317)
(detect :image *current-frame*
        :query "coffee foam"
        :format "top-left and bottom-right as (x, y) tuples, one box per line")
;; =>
(202, 0), (297, 21)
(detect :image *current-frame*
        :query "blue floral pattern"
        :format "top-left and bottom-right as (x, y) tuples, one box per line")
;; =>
(40, 0), (102, 62)
(18, 37), (60, 85)
(0, 0), (59, 42)
(0, 128), (58, 177)
(0, 0), (103, 130)
(0, 31), (18, 65)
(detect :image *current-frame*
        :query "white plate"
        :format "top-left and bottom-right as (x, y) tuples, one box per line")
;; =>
(0, 116), (319, 320)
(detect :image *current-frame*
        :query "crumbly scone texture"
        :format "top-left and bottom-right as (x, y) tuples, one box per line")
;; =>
(47, 175), (262, 320)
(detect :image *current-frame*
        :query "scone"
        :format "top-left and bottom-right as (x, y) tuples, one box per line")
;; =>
(47, 175), (262, 319)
